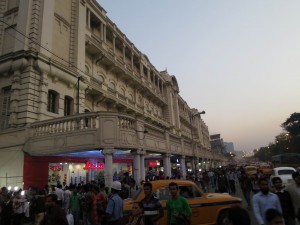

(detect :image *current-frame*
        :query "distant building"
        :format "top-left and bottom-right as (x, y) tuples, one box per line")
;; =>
(210, 134), (224, 153)
(224, 142), (234, 153)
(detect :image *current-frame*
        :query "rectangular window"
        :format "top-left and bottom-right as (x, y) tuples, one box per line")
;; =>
(0, 86), (12, 129)
(3, 26), (16, 54)
(47, 90), (59, 114)
(64, 96), (73, 116)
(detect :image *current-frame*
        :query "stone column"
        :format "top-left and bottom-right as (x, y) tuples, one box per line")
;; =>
(133, 151), (141, 185)
(100, 22), (104, 41)
(191, 158), (196, 172)
(147, 69), (151, 82)
(163, 154), (171, 178)
(122, 43), (126, 61)
(87, 8), (91, 29)
(195, 157), (200, 171)
(204, 158), (208, 170)
(103, 24), (106, 42)
(180, 156), (186, 179)
(139, 63), (143, 76)
(140, 150), (146, 182)
(102, 148), (115, 188)
(132, 149), (146, 185)
(112, 34), (116, 53)
(131, 52), (134, 68)
(199, 158), (204, 169)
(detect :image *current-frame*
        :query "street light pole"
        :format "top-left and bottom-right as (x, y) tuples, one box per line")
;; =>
(189, 110), (205, 178)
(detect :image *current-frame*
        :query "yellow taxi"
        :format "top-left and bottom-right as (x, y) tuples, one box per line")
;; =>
(245, 165), (258, 178)
(258, 164), (272, 177)
(123, 179), (242, 225)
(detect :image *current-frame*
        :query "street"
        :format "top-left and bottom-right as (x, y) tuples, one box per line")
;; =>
(233, 182), (258, 225)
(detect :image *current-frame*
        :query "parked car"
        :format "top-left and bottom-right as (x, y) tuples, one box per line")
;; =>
(123, 179), (242, 225)
(270, 167), (296, 188)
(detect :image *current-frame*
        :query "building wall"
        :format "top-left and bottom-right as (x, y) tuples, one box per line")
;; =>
(0, 147), (24, 188)
(0, 0), (217, 184)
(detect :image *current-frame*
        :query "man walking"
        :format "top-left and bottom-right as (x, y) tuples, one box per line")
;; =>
(286, 172), (300, 224)
(271, 177), (295, 225)
(166, 182), (192, 225)
(253, 178), (282, 225)
(227, 170), (237, 195)
(140, 182), (164, 225)
(239, 171), (252, 209)
(105, 181), (123, 225)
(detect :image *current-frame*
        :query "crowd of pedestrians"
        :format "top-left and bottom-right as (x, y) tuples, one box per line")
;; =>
(0, 167), (300, 225)
(0, 181), (109, 225)
(191, 166), (300, 225)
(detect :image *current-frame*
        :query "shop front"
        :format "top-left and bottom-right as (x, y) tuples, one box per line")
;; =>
(24, 154), (133, 189)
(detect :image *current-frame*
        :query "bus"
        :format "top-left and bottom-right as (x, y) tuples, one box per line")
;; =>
(271, 153), (300, 168)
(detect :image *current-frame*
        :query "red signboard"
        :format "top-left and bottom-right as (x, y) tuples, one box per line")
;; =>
(148, 161), (159, 167)
(83, 161), (105, 170)
(49, 164), (64, 171)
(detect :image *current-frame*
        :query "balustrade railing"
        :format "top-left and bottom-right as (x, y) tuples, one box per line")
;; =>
(118, 115), (135, 130)
(30, 112), (138, 137)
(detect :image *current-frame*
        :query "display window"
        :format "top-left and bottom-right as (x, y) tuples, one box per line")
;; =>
(48, 159), (133, 186)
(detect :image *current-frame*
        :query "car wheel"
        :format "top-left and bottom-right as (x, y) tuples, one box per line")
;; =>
(216, 210), (228, 225)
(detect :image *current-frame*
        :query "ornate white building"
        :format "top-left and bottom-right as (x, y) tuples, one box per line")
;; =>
(0, 0), (225, 189)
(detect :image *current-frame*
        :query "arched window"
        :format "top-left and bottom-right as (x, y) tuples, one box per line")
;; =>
(120, 88), (125, 96)
(128, 93), (134, 101)
(98, 75), (104, 83)
(108, 81), (116, 92)
(48, 90), (59, 113)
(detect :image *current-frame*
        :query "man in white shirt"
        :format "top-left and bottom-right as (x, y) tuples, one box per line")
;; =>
(253, 177), (282, 225)
(55, 184), (64, 208)
(63, 186), (72, 213)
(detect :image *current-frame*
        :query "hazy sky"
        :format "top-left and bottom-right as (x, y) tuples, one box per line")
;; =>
(98, 1), (300, 151)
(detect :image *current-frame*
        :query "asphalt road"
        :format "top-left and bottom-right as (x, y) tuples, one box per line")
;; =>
(233, 183), (258, 225)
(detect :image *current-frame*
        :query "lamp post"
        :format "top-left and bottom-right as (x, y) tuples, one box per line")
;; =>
(189, 110), (205, 176)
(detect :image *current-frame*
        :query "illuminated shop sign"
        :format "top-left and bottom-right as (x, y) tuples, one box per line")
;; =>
(83, 161), (105, 170)
(49, 164), (64, 171)
(148, 161), (160, 167)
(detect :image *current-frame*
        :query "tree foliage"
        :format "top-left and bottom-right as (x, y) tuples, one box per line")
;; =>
(282, 112), (300, 136)
(254, 113), (300, 161)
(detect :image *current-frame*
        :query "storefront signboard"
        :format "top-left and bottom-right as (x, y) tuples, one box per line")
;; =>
(83, 161), (105, 170)
(148, 161), (160, 167)
(49, 164), (64, 171)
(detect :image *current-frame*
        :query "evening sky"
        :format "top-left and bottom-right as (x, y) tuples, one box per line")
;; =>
(98, 0), (300, 151)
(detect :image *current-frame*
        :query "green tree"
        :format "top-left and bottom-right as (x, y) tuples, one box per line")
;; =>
(281, 113), (300, 154)
(282, 112), (300, 136)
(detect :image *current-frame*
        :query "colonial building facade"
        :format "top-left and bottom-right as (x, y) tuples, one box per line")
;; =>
(0, 0), (226, 189)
